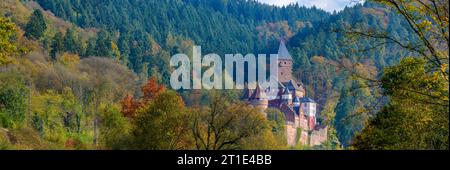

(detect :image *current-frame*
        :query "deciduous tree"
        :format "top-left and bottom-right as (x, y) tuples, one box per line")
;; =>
(130, 90), (191, 150)
(0, 17), (17, 65)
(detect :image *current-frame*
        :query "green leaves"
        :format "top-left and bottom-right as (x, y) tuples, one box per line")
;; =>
(353, 57), (449, 149)
(130, 90), (190, 150)
(381, 57), (448, 106)
(0, 73), (29, 129)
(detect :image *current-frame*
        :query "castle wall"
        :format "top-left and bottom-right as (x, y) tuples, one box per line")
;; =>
(310, 127), (328, 146)
(294, 115), (299, 128)
(299, 115), (309, 131)
(299, 130), (309, 146)
(285, 122), (297, 146)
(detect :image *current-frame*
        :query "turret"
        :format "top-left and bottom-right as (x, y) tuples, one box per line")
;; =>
(281, 88), (292, 105)
(249, 84), (268, 111)
(300, 97), (317, 130)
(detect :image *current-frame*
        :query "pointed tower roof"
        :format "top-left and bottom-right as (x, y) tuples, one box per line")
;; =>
(250, 84), (267, 100)
(282, 79), (300, 91)
(277, 40), (292, 60)
(283, 87), (291, 95)
(300, 97), (316, 103)
(293, 96), (300, 103)
(268, 75), (284, 89)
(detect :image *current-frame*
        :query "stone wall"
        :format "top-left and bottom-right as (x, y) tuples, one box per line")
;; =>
(286, 122), (328, 147)
(299, 115), (308, 131)
(285, 123), (297, 146)
(310, 127), (328, 146)
(299, 130), (309, 145)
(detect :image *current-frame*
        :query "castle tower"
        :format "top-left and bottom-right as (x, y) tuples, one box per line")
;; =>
(249, 84), (269, 112)
(277, 40), (293, 83)
(301, 97), (317, 130)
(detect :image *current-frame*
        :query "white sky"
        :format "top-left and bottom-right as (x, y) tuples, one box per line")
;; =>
(256, 0), (362, 12)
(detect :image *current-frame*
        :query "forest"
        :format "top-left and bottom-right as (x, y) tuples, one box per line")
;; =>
(0, 0), (448, 150)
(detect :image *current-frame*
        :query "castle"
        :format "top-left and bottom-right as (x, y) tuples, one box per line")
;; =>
(244, 40), (328, 147)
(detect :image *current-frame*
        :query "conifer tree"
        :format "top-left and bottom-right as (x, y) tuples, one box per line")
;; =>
(50, 32), (64, 60)
(24, 9), (47, 40)
(63, 28), (81, 54)
(94, 30), (113, 58)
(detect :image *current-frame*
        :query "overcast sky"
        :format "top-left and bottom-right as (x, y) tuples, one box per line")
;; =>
(256, 0), (361, 12)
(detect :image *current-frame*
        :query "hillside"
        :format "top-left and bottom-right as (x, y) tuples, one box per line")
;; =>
(1, 0), (137, 149)
(37, 0), (418, 147)
(1, 0), (448, 150)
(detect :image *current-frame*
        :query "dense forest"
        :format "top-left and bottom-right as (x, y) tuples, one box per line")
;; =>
(0, 0), (448, 150)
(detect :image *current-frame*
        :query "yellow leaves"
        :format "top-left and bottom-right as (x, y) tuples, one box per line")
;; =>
(294, 21), (312, 32)
(149, 37), (161, 55)
(57, 53), (80, 69)
(417, 20), (432, 31)
(310, 56), (326, 64)
(111, 41), (121, 61)
(440, 64), (449, 81)
(0, 17), (17, 65)
(31, 90), (63, 116)
(355, 61), (378, 78)
(256, 21), (294, 41)
(0, 55), (11, 65)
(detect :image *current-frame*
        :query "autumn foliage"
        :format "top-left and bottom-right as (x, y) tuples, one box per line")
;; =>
(121, 76), (166, 118)
(141, 76), (166, 102)
(121, 94), (139, 118)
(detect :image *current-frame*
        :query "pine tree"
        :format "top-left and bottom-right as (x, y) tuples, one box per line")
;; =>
(24, 9), (47, 40)
(50, 32), (64, 60)
(83, 37), (96, 57)
(94, 30), (113, 58)
(63, 28), (80, 54)
(334, 86), (354, 147)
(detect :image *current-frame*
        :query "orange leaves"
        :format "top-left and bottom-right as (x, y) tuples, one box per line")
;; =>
(121, 94), (139, 118)
(256, 21), (294, 42)
(121, 76), (166, 118)
(141, 76), (166, 102)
